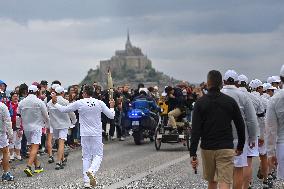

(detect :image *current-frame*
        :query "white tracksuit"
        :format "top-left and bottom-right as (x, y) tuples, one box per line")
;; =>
(0, 102), (13, 148)
(54, 97), (115, 184)
(222, 85), (258, 167)
(18, 94), (50, 144)
(266, 89), (284, 179)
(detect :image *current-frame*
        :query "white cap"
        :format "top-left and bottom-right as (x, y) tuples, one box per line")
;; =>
(267, 76), (274, 84)
(238, 74), (248, 84)
(154, 86), (158, 90)
(55, 86), (65, 94)
(224, 70), (238, 82)
(262, 83), (272, 91)
(272, 76), (281, 83)
(280, 64), (284, 77)
(268, 86), (277, 90)
(28, 85), (38, 93)
(139, 88), (149, 94)
(249, 79), (262, 90)
(51, 84), (60, 90)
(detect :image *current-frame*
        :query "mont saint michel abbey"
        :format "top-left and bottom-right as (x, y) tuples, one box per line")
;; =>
(81, 32), (178, 88)
(99, 32), (153, 82)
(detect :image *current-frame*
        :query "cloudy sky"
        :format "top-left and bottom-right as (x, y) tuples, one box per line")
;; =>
(1, 0), (284, 89)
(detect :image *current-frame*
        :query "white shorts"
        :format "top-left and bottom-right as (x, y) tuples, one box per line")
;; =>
(234, 139), (248, 167)
(25, 129), (42, 145)
(0, 133), (8, 149)
(9, 131), (22, 150)
(247, 140), (259, 157)
(53, 128), (68, 140)
(276, 143), (284, 179)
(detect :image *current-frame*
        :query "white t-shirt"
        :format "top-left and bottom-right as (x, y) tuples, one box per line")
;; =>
(54, 97), (115, 137)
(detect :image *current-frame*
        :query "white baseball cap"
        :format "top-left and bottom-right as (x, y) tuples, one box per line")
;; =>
(139, 88), (148, 94)
(51, 84), (60, 90)
(28, 85), (38, 93)
(238, 74), (248, 84)
(268, 86), (277, 90)
(262, 83), (272, 91)
(55, 86), (65, 94)
(272, 76), (281, 83)
(224, 70), (238, 82)
(267, 76), (273, 84)
(249, 79), (262, 90)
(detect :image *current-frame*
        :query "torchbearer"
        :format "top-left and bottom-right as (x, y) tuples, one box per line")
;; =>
(51, 85), (115, 189)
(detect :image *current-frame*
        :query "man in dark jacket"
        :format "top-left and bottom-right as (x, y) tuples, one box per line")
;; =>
(190, 70), (246, 189)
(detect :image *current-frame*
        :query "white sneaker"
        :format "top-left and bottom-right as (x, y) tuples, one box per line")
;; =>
(86, 171), (97, 187)
(84, 182), (91, 188)
(119, 137), (125, 141)
(10, 153), (15, 161)
(15, 155), (22, 161)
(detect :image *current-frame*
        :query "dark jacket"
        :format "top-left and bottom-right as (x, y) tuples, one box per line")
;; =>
(189, 88), (246, 157)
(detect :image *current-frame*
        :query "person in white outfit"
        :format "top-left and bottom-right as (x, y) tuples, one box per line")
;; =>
(249, 79), (272, 188)
(0, 102), (14, 181)
(45, 83), (61, 164)
(18, 85), (50, 177)
(267, 64), (284, 181)
(238, 75), (267, 188)
(221, 70), (258, 189)
(47, 86), (77, 170)
(51, 85), (115, 189)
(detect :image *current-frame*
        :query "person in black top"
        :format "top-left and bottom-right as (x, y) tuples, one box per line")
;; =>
(190, 70), (246, 189)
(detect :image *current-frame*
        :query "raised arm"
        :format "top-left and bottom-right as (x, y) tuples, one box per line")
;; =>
(100, 101), (115, 119)
(54, 100), (80, 113)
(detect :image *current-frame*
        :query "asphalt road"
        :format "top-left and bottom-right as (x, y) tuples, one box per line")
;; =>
(1, 137), (284, 189)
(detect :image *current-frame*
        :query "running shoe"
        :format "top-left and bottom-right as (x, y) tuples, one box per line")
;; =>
(2, 172), (14, 181)
(24, 166), (33, 177)
(55, 163), (64, 170)
(15, 155), (22, 161)
(34, 165), (44, 174)
(84, 183), (91, 189)
(48, 156), (54, 163)
(62, 158), (67, 166)
(86, 171), (97, 187)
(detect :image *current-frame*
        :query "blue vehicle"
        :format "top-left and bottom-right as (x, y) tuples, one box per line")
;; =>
(126, 92), (160, 145)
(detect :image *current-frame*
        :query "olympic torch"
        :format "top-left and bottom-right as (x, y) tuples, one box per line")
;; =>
(107, 68), (114, 100)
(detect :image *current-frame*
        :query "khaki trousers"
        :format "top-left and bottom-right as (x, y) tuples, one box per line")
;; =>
(168, 108), (182, 128)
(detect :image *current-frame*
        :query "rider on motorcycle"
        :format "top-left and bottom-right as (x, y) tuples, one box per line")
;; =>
(131, 88), (161, 140)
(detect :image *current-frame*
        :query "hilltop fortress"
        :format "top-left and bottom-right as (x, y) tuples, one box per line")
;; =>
(99, 32), (152, 82)
(81, 32), (180, 88)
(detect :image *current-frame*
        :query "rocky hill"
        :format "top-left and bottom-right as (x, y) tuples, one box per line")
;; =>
(80, 32), (181, 89)
(80, 64), (181, 89)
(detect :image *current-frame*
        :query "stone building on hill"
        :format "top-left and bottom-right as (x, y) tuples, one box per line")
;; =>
(99, 32), (152, 82)
(81, 32), (180, 89)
